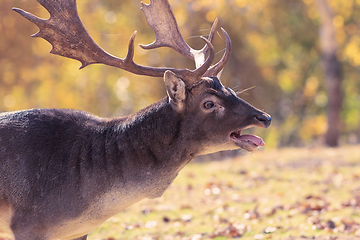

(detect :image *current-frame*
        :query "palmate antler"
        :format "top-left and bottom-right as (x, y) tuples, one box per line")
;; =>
(13, 0), (231, 85)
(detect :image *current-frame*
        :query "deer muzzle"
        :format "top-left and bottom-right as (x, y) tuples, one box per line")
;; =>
(230, 112), (271, 151)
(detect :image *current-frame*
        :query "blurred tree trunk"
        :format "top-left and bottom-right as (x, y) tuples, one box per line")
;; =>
(315, 0), (342, 147)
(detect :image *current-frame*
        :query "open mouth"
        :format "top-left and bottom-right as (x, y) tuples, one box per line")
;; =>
(230, 129), (265, 152)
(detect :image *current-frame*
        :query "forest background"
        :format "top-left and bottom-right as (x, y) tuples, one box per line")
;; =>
(1, 0), (360, 148)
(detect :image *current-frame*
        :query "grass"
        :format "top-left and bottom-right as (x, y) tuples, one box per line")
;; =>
(88, 145), (360, 240)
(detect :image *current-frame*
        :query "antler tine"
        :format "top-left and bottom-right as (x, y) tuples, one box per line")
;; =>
(191, 37), (215, 80)
(13, 8), (43, 27)
(193, 19), (218, 68)
(204, 28), (232, 78)
(140, 0), (217, 70)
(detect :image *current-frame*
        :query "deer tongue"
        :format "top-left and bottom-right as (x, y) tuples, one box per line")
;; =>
(237, 134), (265, 146)
(230, 131), (265, 152)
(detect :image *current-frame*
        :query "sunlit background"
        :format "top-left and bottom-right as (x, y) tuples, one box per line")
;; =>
(2, 0), (360, 148)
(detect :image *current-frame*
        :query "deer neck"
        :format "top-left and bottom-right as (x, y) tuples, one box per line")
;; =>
(107, 98), (196, 199)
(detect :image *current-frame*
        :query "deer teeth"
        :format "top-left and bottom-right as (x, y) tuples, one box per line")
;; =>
(230, 130), (242, 138)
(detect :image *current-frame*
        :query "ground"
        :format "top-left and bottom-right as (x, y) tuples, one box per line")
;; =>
(1, 145), (359, 240)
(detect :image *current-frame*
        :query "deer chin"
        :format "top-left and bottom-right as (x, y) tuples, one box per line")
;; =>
(230, 130), (265, 152)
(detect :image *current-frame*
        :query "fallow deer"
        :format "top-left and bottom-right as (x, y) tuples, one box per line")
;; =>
(1, 0), (271, 239)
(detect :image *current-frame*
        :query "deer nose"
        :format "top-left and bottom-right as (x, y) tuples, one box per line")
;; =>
(254, 113), (271, 128)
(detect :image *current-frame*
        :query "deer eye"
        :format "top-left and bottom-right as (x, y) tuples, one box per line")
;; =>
(204, 101), (215, 109)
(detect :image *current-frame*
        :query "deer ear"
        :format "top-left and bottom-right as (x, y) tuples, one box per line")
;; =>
(164, 70), (186, 113)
